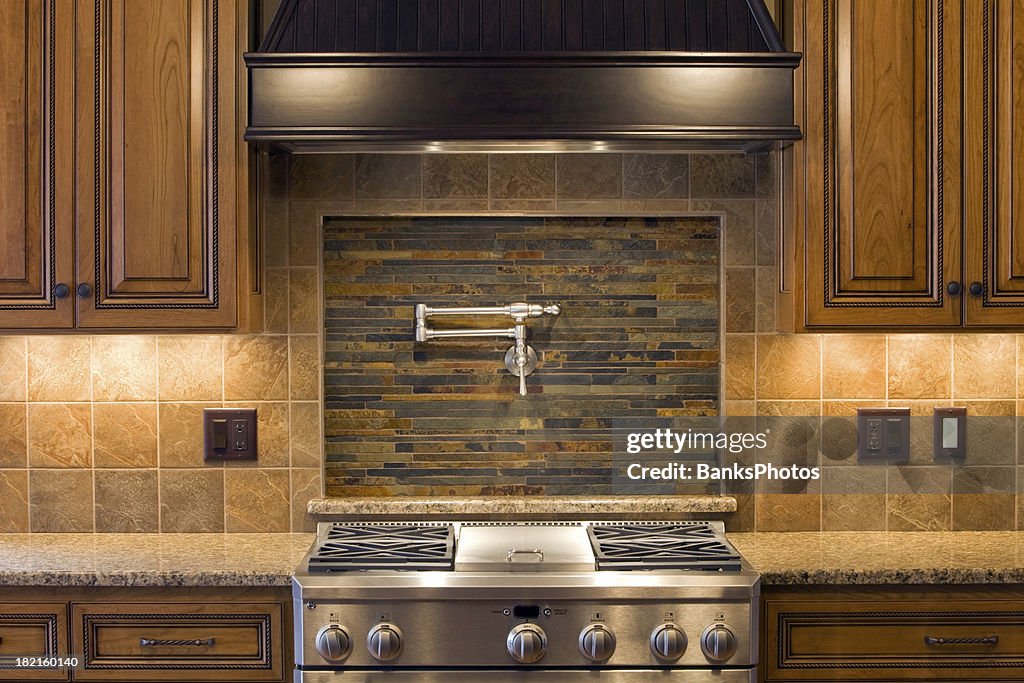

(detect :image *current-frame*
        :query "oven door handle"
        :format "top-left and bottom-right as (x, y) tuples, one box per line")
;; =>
(507, 549), (544, 564)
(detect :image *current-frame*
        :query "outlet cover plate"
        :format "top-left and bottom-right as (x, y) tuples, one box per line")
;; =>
(203, 408), (258, 461)
(857, 407), (910, 462)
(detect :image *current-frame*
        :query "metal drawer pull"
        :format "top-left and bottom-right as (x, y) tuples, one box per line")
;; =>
(140, 638), (215, 647)
(925, 635), (998, 645)
(507, 549), (544, 563)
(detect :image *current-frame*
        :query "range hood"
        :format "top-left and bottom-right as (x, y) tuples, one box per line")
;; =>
(246, 0), (801, 153)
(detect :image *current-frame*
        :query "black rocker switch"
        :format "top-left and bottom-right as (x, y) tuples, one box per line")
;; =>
(204, 408), (257, 461)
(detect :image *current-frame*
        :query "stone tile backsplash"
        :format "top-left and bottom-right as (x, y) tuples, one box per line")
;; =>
(2, 151), (1023, 533)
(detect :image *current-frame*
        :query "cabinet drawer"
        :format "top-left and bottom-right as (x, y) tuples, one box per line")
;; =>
(766, 598), (1024, 681)
(72, 602), (285, 681)
(0, 603), (69, 681)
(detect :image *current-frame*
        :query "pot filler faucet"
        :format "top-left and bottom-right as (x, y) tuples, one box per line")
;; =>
(414, 303), (561, 396)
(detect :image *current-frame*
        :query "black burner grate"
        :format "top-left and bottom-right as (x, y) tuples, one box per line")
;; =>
(588, 522), (742, 571)
(308, 523), (455, 572)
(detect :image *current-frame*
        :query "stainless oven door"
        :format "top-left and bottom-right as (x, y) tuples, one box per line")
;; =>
(298, 670), (757, 682)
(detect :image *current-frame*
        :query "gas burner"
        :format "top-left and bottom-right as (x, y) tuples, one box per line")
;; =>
(307, 523), (455, 572)
(588, 522), (742, 572)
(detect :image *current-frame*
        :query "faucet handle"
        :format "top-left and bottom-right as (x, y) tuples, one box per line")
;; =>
(542, 304), (561, 316)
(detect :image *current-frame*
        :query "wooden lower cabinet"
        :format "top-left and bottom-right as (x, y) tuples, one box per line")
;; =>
(763, 585), (1024, 682)
(0, 587), (290, 683)
(0, 603), (69, 681)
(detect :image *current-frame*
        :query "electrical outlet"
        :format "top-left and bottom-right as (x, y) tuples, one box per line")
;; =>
(857, 408), (910, 461)
(204, 408), (257, 461)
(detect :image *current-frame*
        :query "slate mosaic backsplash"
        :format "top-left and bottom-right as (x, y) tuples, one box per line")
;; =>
(322, 216), (720, 496)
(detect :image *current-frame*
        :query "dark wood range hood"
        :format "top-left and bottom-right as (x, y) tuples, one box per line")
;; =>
(246, 0), (801, 153)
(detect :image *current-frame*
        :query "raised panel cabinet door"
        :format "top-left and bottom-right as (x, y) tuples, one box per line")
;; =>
(0, 0), (74, 329)
(74, 0), (237, 328)
(803, 0), (962, 326)
(0, 603), (70, 681)
(964, 0), (1024, 324)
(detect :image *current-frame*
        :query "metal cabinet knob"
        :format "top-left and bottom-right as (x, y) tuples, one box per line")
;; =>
(76, 283), (92, 298)
(946, 281), (962, 296)
(969, 281), (984, 296)
(54, 283), (70, 299)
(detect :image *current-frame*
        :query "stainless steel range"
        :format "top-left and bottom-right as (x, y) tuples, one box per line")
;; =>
(293, 521), (758, 682)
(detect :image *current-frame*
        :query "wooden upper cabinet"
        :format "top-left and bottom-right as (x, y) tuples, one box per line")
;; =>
(963, 0), (1024, 325)
(801, 0), (962, 326)
(74, 0), (238, 328)
(0, 0), (75, 328)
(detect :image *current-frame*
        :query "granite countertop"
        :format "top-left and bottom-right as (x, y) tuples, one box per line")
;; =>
(730, 531), (1024, 585)
(308, 495), (737, 517)
(0, 533), (315, 587)
(5, 530), (1024, 587)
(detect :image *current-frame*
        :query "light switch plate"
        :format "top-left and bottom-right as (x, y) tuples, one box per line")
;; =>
(857, 407), (910, 461)
(933, 407), (966, 460)
(203, 408), (257, 461)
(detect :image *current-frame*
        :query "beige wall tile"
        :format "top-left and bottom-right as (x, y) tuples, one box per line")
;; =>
(160, 469), (225, 532)
(0, 470), (29, 532)
(289, 336), (320, 401)
(287, 201), (326, 267)
(291, 468), (321, 532)
(755, 493), (821, 531)
(158, 336), (223, 401)
(755, 267), (777, 332)
(91, 336), (157, 401)
(422, 155), (488, 198)
(723, 335), (755, 400)
(263, 268), (289, 333)
(0, 337), (26, 401)
(225, 469), (290, 532)
(28, 336), (90, 401)
(690, 154), (755, 198)
(952, 494), (1015, 531)
(29, 469), (94, 532)
(93, 403), (158, 468)
(290, 402), (322, 468)
(355, 154), (421, 199)
(158, 403), (221, 468)
(95, 470), (158, 532)
(622, 154), (688, 199)
(289, 155), (354, 200)
(822, 494), (886, 531)
(724, 268), (755, 333)
(887, 494), (951, 531)
(953, 334), (1015, 398)
(555, 154), (622, 199)
(692, 200), (755, 266)
(263, 200), (289, 268)
(0, 404), (27, 468)
(822, 334), (886, 399)
(289, 268), (320, 333)
(28, 403), (91, 468)
(489, 155), (555, 198)
(756, 335), (821, 400)
(223, 402), (288, 467)
(755, 200), (777, 266)
(887, 334), (951, 399)
(224, 336), (289, 401)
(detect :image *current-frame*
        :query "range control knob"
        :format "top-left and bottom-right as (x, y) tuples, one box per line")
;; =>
(701, 624), (738, 662)
(367, 623), (403, 661)
(651, 624), (688, 660)
(579, 624), (616, 662)
(507, 623), (548, 664)
(315, 625), (351, 662)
